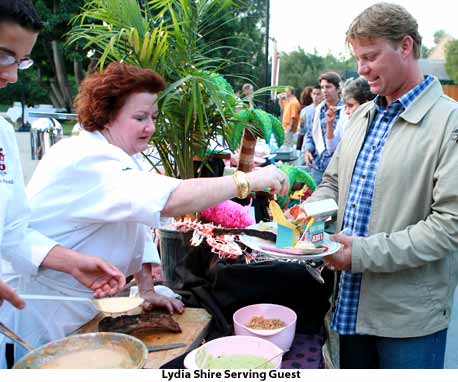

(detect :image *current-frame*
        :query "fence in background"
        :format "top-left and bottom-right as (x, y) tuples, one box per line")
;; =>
(443, 85), (458, 100)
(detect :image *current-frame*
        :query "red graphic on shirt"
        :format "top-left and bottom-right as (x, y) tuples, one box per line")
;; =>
(0, 148), (6, 172)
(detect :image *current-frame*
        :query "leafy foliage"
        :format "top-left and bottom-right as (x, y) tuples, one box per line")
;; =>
(69, 0), (274, 179)
(209, 0), (268, 92)
(445, 40), (458, 84)
(231, 108), (283, 148)
(278, 48), (357, 91)
(0, 69), (48, 106)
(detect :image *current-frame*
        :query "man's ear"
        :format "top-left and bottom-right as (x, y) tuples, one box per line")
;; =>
(400, 35), (414, 57)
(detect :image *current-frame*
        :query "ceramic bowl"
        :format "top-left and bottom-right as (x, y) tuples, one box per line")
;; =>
(183, 335), (282, 369)
(233, 303), (297, 352)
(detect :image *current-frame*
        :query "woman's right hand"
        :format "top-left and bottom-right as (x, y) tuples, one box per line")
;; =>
(247, 165), (289, 195)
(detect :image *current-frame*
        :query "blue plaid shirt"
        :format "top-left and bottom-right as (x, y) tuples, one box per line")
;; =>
(304, 101), (343, 172)
(331, 76), (434, 335)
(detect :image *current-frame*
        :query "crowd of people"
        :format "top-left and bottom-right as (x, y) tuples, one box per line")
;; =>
(1, 0), (458, 370)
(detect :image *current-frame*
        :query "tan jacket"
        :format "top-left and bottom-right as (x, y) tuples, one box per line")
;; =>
(308, 78), (458, 337)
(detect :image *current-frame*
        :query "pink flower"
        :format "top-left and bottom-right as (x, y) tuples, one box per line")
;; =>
(200, 200), (255, 228)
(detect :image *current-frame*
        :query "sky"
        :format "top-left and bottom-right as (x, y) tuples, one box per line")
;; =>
(269, 0), (457, 56)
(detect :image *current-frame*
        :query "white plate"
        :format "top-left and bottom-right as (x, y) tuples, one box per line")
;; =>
(239, 232), (341, 261)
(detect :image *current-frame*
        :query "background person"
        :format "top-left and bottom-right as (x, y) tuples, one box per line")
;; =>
(307, 2), (458, 369)
(281, 86), (301, 147)
(3, 61), (290, 364)
(241, 83), (255, 108)
(302, 72), (343, 184)
(0, 0), (126, 368)
(325, 77), (375, 154)
(297, 86), (313, 150)
(300, 85), (322, 157)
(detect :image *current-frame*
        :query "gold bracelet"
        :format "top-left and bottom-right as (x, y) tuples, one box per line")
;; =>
(232, 170), (251, 199)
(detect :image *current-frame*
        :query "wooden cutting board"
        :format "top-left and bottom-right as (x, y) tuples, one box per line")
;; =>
(77, 307), (212, 368)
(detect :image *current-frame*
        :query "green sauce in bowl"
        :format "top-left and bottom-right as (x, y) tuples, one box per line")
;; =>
(205, 354), (274, 369)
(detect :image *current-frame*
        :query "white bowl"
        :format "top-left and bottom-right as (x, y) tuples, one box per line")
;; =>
(233, 303), (297, 352)
(184, 335), (283, 369)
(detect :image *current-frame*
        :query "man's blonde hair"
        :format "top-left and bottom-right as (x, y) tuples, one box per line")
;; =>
(346, 2), (422, 59)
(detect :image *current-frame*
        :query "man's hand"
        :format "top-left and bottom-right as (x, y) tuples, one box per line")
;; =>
(141, 289), (185, 315)
(324, 233), (353, 271)
(325, 106), (337, 138)
(304, 150), (314, 167)
(42, 245), (126, 298)
(0, 279), (25, 309)
(70, 254), (126, 298)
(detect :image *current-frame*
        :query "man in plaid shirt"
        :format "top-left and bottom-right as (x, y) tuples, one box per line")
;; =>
(306, 2), (458, 368)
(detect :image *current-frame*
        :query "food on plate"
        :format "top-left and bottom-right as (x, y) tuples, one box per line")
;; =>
(98, 311), (181, 334)
(245, 316), (287, 330)
(40, 346), (135, 368)
(294, 239), (326, 254)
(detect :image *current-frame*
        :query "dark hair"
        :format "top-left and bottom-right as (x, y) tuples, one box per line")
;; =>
(343, 77), (375, 104)
(313, 84), (321, 91)
(0, 0), (43, 32)
(299, 86), (313, 107)
(319, 71), (342, 89)
(75, 62), (166, 132)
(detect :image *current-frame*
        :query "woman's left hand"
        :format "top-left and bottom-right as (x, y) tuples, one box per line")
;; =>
(141, 289), (185, 315)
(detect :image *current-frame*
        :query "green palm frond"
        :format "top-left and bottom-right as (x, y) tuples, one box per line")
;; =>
(269, 114), (285, 147)
(252, 109), (272, 144)
(68, 0), (282, 179)
(68, 0), (169, 70)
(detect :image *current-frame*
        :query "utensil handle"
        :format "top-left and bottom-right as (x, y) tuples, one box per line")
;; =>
(254, 349), (287, 369)
(20, 294), (92, 303)
(147, 343), (187, 352)
(0, 322), (34, 351)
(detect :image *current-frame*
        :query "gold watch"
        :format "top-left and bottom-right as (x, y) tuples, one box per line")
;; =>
(232, 170), (251, 199)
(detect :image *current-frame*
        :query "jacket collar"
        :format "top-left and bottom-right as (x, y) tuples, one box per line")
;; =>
(364, 77), (443, 126)
(79, 129), (107, 143)
(399, 77), (443, 124)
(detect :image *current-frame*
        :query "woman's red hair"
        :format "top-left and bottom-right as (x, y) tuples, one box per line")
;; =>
(75, 62), (166, 132)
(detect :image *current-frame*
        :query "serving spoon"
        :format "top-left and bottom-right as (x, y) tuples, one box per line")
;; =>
(253, 349), (288, 369)
(20, 294), (143, 314)
(0, 322), (33, 351)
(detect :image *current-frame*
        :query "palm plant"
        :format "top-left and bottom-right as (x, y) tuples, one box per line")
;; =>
(68, 0), (282, 180)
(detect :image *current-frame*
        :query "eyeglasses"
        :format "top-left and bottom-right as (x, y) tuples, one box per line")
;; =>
(0, 50), (34, 70)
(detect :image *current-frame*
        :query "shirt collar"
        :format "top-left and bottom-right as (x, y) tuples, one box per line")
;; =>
(373, 75), (434, 114)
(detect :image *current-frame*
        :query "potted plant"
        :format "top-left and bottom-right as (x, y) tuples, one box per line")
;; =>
(67, 0), (283, 287)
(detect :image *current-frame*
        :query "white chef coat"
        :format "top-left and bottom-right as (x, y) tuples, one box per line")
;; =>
(1, 129), (181, 365)
(0, 116), (58, 368)
(0, 116), (57, 276)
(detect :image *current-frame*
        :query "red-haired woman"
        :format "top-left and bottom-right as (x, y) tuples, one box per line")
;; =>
(6, 62), (289, 358)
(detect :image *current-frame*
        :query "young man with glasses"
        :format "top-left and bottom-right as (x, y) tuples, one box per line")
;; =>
(0, 0), (125, 345)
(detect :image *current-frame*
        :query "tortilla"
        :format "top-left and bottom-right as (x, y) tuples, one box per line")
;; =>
(94, 297), (143, 314)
